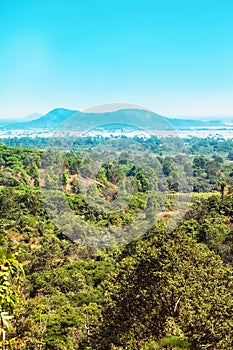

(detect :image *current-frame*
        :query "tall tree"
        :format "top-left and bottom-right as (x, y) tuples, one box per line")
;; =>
(91, 228), (233, 350)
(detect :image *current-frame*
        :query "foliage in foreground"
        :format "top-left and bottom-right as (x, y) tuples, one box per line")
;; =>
(88, 227), (233, 350)
(0, 140), (233, 348)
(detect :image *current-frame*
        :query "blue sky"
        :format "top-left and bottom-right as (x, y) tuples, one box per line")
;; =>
(1, 0), (233, 118)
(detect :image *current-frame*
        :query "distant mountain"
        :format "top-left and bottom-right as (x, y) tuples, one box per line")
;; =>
(167, 118), (225, 128)
(61, 109), (170, 131)
(5, 108), (78, 129)
(0, 112), (42, 127)
(20, 113), (42, 122)
(84, 103), (145, 113)
(2, 107), (228, 132)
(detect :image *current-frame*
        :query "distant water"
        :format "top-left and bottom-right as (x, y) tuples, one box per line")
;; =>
(0, 127), (233, 139)
(174, 128), (233, 139)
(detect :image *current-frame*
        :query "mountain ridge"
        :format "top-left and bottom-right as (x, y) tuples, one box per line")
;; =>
(1, 107), (229, 131)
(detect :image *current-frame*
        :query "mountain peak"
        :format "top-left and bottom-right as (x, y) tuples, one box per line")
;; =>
(83, 103), (145, 114)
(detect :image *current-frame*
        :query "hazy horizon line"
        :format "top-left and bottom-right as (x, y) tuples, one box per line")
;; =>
(0, 105), (233, 121)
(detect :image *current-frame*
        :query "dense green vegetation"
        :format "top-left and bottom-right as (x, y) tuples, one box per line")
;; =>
(0, 136), (233, 349)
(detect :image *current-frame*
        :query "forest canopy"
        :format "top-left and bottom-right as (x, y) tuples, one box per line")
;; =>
(0, 136), (232, 349)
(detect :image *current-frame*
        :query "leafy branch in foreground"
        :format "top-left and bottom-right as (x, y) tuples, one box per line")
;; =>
(0, 249), (24, 349)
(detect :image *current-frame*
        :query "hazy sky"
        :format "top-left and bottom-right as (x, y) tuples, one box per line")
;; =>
(1, 0), (233, 118)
